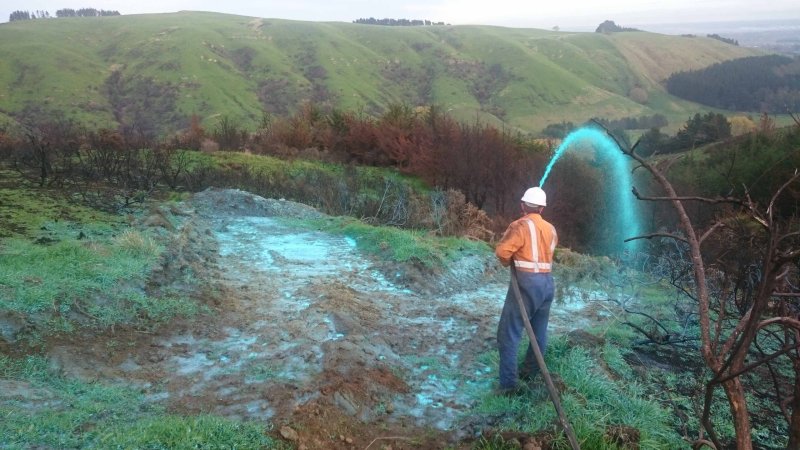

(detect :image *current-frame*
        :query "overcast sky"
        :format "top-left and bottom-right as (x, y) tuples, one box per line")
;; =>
(2, 0), (799, 30)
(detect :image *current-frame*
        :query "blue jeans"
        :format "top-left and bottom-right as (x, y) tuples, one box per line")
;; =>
(497, 272), (554, 389)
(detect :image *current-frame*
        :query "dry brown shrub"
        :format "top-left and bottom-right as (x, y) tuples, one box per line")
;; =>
(460, 202), (494, 241)
(142, 206), (176, 231)
(629, 86), (649, 104)
(267, 143), (299, 159)
(408, 192), (435, 230)
(0, 132), (15, 161)
(439, 189), (465, 236)
(411, 189), (494, 241)
(200, 139), (219, 153)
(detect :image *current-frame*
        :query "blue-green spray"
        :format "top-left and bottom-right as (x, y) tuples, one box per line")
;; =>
(539, 127), (642, 254)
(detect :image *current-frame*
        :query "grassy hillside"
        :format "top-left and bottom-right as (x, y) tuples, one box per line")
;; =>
(0, 11), (763, 134)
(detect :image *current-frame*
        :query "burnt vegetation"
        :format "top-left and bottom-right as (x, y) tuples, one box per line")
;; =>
(3, 103), (798, 258)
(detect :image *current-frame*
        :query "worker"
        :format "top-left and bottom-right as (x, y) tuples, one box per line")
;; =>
(494, 186), (557, 394)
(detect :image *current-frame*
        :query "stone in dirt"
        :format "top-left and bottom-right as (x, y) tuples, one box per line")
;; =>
(280, 425), (299, 441)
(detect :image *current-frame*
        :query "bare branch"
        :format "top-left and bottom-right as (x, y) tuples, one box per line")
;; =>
(776, 248), (800, 264)
(692, 438), (718, 450)
(712, 282), (733, 355)
(624, 310), (672, 334)
(631, 186), (744, 205)
(777, 230), (800, 246)
(754, 338), (790, 423)
(791, 112), (800, 127)
(767, 170), (800, 219)
(715, 341), (800, 385)
(718, 308), (753, 358)
(758, 317), (800, 331)
(782, 396), (795, 424)
(625, 232), (689, 244)
(699, 222), (725, 246)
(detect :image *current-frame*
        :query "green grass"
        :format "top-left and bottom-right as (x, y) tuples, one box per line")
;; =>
(296, 215), (490, 267)
(472, 335), (686, 449)
(0, 236), (156, 313)
(0, 12), (763, 135)
(0, 230), (204, 335)
(189, 150), (428, 190)
(0, 355), (287, 449)
(185, 150), (430, 208)
(0, 171), (206, 336)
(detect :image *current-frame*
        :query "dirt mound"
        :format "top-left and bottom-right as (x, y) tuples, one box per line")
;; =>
(190, 187), (323, 220)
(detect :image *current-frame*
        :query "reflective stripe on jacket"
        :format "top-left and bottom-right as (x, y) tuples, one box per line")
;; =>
(495, 213), (557, 273)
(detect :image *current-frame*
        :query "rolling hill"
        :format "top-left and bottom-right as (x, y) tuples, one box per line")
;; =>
(0, 11), (763, 135)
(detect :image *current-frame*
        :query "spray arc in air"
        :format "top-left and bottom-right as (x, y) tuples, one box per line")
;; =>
(539, 127), (642, 255)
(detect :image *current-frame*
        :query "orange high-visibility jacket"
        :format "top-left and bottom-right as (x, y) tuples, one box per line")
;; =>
(495, 213), (557, 273)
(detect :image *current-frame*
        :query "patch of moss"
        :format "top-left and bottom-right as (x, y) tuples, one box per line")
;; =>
(0, 170), (124, 239)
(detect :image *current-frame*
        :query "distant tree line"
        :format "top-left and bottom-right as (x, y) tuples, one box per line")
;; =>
(595, 20), (640, 33)
(541, 114), (668, 139)
(707, 33), (738, 46)
(9, 10), (50, 20)
(666, 55), (800, 112)
(593, 113), (668, 131)
(636, 112), (732, 156)
(9, 7), (120, 21)
(540, 112), (732, 157)
(353, 18), (447, 26)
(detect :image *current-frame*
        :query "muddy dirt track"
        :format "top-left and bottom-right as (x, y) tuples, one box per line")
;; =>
(40, 189), (617, 449)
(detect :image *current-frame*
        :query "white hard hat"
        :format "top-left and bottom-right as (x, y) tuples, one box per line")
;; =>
(520, 187), (547, 207)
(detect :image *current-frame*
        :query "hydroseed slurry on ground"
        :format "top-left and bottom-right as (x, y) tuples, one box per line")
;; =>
(1, 187), (676, 448)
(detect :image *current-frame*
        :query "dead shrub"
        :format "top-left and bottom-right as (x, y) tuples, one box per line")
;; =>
(460, 202), (494, 241)
(409, 189), (493, 240)
(200, 139), (219, 153)
(408, 193), (435, 230)
(440, 189), (466, 236)
(275, 116), (313, 151)
(141, 206), (176, 231)
(0, 131), (16, 161)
